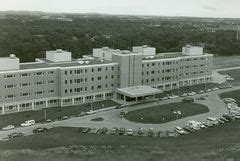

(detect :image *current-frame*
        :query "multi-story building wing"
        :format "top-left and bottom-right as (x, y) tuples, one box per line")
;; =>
(0, 45), (213, 115)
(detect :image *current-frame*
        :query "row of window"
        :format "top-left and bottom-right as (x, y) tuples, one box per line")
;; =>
(3, 71), (55, 79)
(64, 84), (114, 94)
(4, 80), (55, 88)
(62, 93), (113, 103)
(64, 76), (115, 85)
(64, 67), (115, 75)
(3, 90), (55, 99)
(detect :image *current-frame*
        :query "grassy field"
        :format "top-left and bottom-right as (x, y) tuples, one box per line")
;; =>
(213, 55), (240, 69)
(1, 121), (240, 161)
(218, 69), (240, 86)
(0, 100), (119, 128)
(124, 102), (209, 124)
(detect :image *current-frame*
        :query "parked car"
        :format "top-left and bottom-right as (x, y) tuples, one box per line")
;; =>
(137, 127), (144, 135)
(21, 120), (35, 127)
(212, 87), (219, 91)
(202, 121), (214, 127)
(205, 89), (212, 92)
(127, 129), (134, 136)
(219, 117), (229, 122)
(2, 125), (15, 131)
(206, 117), (219, 125)
(44, 119), (53, 123)
(33, 127), (48, 133)
(175, 126), (188, 135)
(148, 128), (154, 137)
(118, 127), (126, 135)
(86, 110), (96, 115)
(110, 127), (118, 135)
(8, 132), (23, 139)
(82, 127), (91, 133)
(217, 118), (225, 124)
(183, 126), (195, 133)
(197, 90), (205, 94)
(186, 120), (202, 130)
(159, 97), (169, 100)
(61, 116), (69, 120)
(115, 105), (125, 109)
(166, 131), (176, 137)
(99, 127), (108, 134)
(222, 114), (236, 121)
(182, 97), (194, 103)
(180, 93), (188, 97)
(78, 111), (87, 117)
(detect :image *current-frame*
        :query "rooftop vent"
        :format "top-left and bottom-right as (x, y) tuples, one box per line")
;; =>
(85, 61), (90, 64)
(9, 54), (16, 59)
(78, 61), (84, 64)
(56, 49), (63, 53)
(143, 45), (148, 48)
(102, 47), (109, 50)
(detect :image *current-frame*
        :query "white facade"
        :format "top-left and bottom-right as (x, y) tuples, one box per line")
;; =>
(46, 49), (72, 62)
(132, 45), (156, 56)
(0, 55), (19, 71)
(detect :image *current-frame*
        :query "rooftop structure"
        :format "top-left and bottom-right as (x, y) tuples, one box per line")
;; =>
(46, 49), (72, 62)
(132, 45), (156, 56)
(0, 54), (19, 71)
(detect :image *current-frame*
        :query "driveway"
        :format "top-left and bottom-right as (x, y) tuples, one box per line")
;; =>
(1, 86), (240, 140)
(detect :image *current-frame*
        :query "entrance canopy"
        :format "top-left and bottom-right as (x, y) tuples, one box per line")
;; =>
(116, 85), (162, 98)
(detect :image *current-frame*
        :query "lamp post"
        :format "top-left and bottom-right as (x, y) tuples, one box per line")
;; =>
(43, 108), (47, 121)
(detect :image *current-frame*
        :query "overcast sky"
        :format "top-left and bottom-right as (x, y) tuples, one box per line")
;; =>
(0, 0), (239, 18)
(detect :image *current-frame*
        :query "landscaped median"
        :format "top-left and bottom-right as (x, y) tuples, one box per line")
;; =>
(0, 100), (119, 129)
(124, 102), (209, 124)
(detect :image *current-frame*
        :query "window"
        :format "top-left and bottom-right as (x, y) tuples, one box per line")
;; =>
(111, 67), (114, 71)
(34, 72), (44, 76)
(92, 68), (94, 72)
(70, 80), (73, 84)
(20, 83), (30, 87)
(70, 70), (72, 74)
(35, 91), (44, 95)
(5, 84), (16, 88)
(91, 86), (94, 90)
(97, 85), (102, 89)
(65, 71), (68, 75)
(20, 73), (30, 77)
(91, 77), (94, 81)
(48, 80), (54, 84)
(65, 80), (68, 84)
(4, 74), (15, 78)
(97, 68), (102, 72)
(111, 75), (114, 79)
(48, 71), (54, 75)
(65, 89), (67, 94)
(20, 93), (30, 97)
(48, 90), (54, 94)
(97, 76), (101, 81)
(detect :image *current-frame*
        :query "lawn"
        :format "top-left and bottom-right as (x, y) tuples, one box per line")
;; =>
(220, 89), (240, 105)
(124, 102), (209, 124)
(218, 69), (240, 86)
(1, 121), (240, 161)
(0, 100), (119, 128)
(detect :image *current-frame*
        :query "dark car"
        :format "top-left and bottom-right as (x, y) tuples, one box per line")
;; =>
(118, 127), (126, 135)
(33, 127), (48, 133)
(110, 127), (118, 135)
(78, 112), (87, 117)
(137, 128), (144, 135)
(62, 116), (69, 120)
(183, 126), (195, 133)
(182, 97), (194, 103)
(148, 128), (154, 137)
(44, 119), (53, 123)
(99, 127), (108, 134)
(8, 132), (23, 139)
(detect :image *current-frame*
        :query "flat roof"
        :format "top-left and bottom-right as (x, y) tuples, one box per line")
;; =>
(116, 85), (162, 97)
(19, 58), (116, 70)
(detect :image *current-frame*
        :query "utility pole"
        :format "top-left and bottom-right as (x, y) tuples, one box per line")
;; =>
(237, 24), (239, 40)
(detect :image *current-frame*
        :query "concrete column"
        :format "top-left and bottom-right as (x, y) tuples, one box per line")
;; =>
(72, 98), (74, 105)
(46, 100), (48, 108)
(17, 104), (20, 111)
(32, 102), (35, 110)
(2, 106), (5, 114)
(93, 94), (96, 101)
(124, 95), (126, 102)
(135, 97), (138, 102)
(83, 97), (85, 103)
(103, 93), (106, 100)
(60, 99), (63, 106)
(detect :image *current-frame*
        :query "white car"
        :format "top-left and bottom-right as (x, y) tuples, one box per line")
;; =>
(21, 120), (35, 127)
(127, 129), (134, 136)
(180, 93), (188, 97)
(2, 125), (15, 131)
(175, 126), (188, 135)
(86, 110), (96, 115)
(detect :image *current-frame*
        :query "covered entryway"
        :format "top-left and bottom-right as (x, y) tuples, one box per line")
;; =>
(115, 85), (162, 103)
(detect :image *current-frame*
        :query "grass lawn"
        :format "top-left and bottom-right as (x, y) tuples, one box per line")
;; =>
(1, 121), (240, 161)
(0, 100), (119, 128)
(124, 102), (209, 124)
(220, 89), (240, 105)
(156, 82), (221, 98)
(218, 69), (240, 86)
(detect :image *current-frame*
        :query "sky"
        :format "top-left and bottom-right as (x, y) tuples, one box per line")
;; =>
(0, 0), (240, 18)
